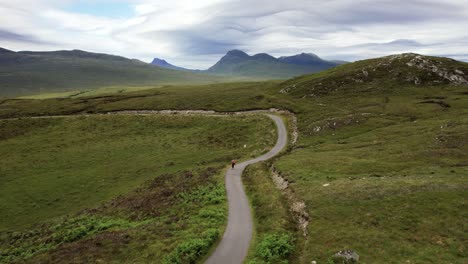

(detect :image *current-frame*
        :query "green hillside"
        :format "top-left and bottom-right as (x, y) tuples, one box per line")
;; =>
(1, 53), (467, 263)
(0, 48), (230, 97)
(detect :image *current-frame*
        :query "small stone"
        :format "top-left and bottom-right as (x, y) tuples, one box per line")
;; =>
(323, 183), (330, 187)
(332, 249), (359, 263)
(311, 261), (317, 264)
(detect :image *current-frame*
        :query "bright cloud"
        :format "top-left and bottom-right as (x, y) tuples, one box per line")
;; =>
(0, 0), (467, 68)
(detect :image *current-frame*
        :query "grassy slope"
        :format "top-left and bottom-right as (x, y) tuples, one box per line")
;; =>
(0, 114), (275, 263)
(272, 55), (468, 263)
(275, 86), (468, 263)
(1, 53), (467, 263)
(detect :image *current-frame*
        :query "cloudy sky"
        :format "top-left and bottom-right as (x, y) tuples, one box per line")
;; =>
(1, 0), (467, 69)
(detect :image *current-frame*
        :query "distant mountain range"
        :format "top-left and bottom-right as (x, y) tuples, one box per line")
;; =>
(0, 47), (347, 97)
(152, 50), (347, 79)
(0, 48), (226, 97)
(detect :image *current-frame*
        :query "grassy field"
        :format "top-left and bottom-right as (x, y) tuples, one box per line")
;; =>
(0, 114), (276, 262)
(275, 87), (468, 263)
(16, 86), (164, 99)
(1, 53), (467, 263)
(0, 81), (284, 119)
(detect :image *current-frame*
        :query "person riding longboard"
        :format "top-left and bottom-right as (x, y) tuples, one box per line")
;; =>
(231, 159), (237, 169)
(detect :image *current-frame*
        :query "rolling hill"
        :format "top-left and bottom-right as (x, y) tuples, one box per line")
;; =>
(0, 48), (227, 97)
(205, 50), (341, 79)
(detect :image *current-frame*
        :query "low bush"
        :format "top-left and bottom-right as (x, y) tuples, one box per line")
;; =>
(0, 216), (146, 263)
(51, 216), (144, 243)
(162, 229), (219, 264)
(178, 184), (225, 205)
(255, 233), (294, 263)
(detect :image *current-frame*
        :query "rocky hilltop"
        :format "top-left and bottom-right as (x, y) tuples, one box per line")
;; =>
(281, 53), (468, 96)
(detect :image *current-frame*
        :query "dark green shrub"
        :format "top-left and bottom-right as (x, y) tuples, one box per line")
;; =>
(255, 233), (293, 263)
(163, 229), (219, 264)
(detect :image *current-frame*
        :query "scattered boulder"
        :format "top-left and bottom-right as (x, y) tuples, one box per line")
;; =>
(362, 70), (369, 77)
(332, 249), (359, 263)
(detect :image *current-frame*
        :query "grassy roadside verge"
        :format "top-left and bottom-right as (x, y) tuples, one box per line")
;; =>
(243, 162), (299, 264)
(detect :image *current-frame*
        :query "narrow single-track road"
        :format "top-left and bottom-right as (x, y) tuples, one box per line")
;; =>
(206, 114), (288, 264)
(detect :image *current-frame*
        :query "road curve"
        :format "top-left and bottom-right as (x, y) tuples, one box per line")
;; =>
(205, 114), (288, 264)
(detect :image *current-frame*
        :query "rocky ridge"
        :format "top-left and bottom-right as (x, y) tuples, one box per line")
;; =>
(280, 53), (468, 97)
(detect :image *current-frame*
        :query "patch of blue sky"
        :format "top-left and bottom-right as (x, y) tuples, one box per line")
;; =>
(65, 1), (134, 18)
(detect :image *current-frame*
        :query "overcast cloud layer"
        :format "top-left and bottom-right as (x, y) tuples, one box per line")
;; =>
(1, 0), (467, 68)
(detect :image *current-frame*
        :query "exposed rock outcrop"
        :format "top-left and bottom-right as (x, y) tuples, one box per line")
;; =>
(405, 54), (467, 85)
(332, 249), (359, 263)
(271, 167), (309, 237)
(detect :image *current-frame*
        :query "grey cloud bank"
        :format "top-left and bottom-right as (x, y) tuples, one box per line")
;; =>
(0, 0), (467, 69)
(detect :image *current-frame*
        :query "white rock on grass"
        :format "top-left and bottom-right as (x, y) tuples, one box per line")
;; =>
(332, 249), (359, 263)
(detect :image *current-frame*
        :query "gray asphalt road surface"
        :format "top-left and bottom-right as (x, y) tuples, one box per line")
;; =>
(205, 114), (287, 264)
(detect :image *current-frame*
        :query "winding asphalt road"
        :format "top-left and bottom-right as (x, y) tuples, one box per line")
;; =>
(205, 114), (288, 264)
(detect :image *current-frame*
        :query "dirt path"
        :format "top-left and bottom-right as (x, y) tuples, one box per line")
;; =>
(205, 114), (288, 264)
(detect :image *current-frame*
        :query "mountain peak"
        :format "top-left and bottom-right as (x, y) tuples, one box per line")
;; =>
(151, 58), (169, 65)
(208, 50), (341, 78)
(278, 52), (335, 66)
(0, 47), (14, 53)
(387, 39), (422, 46)
(305, 53), (320, 59)
(225, 49), (249, 57)
(151, 57), (188, 71)
(252, 53), (276, 61)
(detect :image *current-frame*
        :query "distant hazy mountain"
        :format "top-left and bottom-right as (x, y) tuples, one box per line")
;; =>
(0, 47), (14, 54)
(151, 58), (190, 71)
(330, 60), (349, 65)
(0, 48), (226, 97)
(205, 50), (341, 79)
